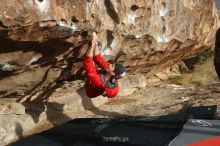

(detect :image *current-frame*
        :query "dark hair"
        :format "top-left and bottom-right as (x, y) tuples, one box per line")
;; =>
(114, 63), (125, 76)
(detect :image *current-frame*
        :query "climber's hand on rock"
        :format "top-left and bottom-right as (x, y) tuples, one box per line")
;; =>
(91, 32), (98, 47)
(102, 91), (107, 97)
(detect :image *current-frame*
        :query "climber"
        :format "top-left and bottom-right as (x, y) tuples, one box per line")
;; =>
(83, 32), (125, 98)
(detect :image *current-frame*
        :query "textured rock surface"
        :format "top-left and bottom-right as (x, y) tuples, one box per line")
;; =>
(0, 0), (220, 145)
(0, 0), (219, 98)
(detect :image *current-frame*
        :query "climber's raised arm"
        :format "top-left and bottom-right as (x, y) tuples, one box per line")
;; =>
(86, 32), (98, 57)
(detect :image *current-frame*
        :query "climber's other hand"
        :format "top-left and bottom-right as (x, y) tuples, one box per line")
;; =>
(91, 32), (98, 47)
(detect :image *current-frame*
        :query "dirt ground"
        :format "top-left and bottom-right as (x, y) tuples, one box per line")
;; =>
(83, 83), (220, 118)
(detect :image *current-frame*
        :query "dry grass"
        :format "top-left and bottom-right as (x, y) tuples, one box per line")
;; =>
(169, 55), (219, 86)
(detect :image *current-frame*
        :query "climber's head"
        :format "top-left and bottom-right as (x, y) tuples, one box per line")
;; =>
(113, 63), (126, 79)
(105, 63), (125, 79)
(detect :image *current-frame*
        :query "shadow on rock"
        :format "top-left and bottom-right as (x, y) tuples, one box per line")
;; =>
(15, 122), (24, 139)
(22, 101), (72, 126)
(77, 87), (130, 118)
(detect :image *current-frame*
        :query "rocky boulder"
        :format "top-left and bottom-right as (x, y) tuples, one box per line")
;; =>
(0, 1), (220, 145)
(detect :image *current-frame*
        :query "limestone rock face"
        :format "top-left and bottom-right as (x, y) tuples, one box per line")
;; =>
(0, 1), (219, 144)
(0, 1), (220, 145)
(0, 0), (219, 98)
(0, 0), (87, 41)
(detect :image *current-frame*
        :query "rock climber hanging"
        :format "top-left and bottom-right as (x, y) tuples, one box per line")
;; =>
(83, 32), (125, 98)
